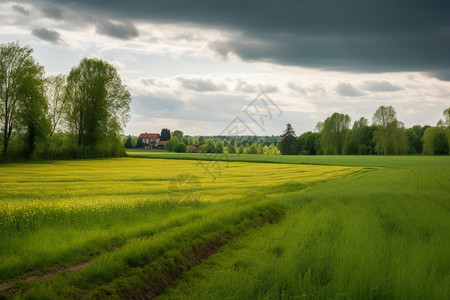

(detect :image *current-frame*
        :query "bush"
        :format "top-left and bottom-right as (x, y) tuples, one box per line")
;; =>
(175, 143), (187, 153)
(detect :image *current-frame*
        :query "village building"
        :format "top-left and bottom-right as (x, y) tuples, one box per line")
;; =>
(138, 133), (160, 149)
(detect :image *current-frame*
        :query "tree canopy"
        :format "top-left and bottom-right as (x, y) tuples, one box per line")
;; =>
(320, 113), (351, 155)
(65, 58), (131, 147)
(279, 123), (296, 155)
(0, 42), (46, 159)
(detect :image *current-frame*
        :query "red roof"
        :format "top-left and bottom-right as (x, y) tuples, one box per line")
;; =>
(139, 133), (160, 139)
(157, 141), (165, 145)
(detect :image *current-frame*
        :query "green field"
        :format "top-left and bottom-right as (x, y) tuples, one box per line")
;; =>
(0, 154), (449, 299)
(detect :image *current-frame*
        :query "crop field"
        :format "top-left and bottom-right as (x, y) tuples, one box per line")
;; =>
(0, 155), (449, 299)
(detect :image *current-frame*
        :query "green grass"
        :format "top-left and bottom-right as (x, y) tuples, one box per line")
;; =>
(160, 156), (450, 299)
(126, 148), (447, 168)
(0, 154), (449, 299)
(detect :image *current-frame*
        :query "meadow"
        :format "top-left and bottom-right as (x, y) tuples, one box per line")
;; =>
(0, 154), (449, 299)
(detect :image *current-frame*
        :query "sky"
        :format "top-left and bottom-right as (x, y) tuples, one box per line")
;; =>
(1, 0), (449, 136)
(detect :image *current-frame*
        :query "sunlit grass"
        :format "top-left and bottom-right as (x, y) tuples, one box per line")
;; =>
(0, 158), (358, 283)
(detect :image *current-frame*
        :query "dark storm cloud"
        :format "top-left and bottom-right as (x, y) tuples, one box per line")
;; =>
(336, 83), (365, 97)
(11, 4), (30, 15)
(96, 20), (138, 40)
(32, 27), (62, 44)
(21, 0), (450, 77)
(177, 77), (227, 92)
(41, 4), (65, 20)
(361, 80), (402, 92)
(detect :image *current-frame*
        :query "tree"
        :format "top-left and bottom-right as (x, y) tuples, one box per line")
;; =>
(344, 117), (373, 155)
(44, 74), (67, 149)
(226, 141), (236, 153)
(372, 106), (397, 130)
(18, 63), (47, 158)
(160, 128), (170, 141)
(280, 123), (296, 155)
(442, 107), (450, 127)
(172, 130), (183, 140)
(199, 139), (216, 153)
(215, 141), (224, 153)
(372, 106), (408, 154)
(297, 131), (319, 155)
(373, 120), (408, 154)
(320, 113), (351, 155)
(406, 125), (428, 154)
(65, 58), (131, 147)
(0, 42), (45, 159)
(124, 135), (133, 148)
(175, 142), (187, 153)
(136, 137), (144, 148)
(437, 107), (450, 146)
(164, 136), (180, 152)
(422, 126), (449, 155)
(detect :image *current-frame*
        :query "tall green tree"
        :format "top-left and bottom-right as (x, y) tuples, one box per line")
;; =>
(372, 106), (407, 154)
(320, 113), (351, 155)
(172, 130), (183, 140)
(124, 135), (133, 148)
(279, 123), (296, 155)
(135, 137), (144, 148)
(0, 42), (47, 159)
(296, 131), (319, 155)
(65, 58), (131, 147)
(164, 136), (180, 152)
(406, 125), (428, 154)
(160, 128), (170, 141)
(422, 126), (449, 155)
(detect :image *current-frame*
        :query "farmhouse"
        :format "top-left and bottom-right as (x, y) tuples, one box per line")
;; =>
(139, 133), (160, 149)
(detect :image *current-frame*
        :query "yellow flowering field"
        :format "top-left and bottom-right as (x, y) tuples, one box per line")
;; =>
(0, 157), (363, 283)
(0, 158), (362, 224)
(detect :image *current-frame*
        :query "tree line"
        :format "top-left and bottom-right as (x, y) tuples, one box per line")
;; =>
(129, 105), (450, 156)
(280, 106), (450, 155)
(0, 41), (131, 161)
(124, 130), (281, 155)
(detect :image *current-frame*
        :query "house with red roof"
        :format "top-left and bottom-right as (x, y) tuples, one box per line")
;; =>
(139, 133), (160, 149)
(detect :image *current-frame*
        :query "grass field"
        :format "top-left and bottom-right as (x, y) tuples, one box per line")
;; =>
(0, 154), (449, 299)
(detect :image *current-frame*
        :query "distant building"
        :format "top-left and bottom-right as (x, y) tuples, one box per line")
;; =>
(139, 133), (160, 149)
(157, 140), (165, 149)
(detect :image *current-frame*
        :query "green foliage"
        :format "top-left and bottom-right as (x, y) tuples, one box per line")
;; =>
(280, 123), (297, 155)
(135, 138), (144, 148)
(172, 130), (184, 140)
(215, 141), (224, 153)
(0, 41), (46, 160)
(372, 106), (408, 154)
(320, 113), (351, 155)
(164, 137), (180, 152)
(160, 128), (171, 141)
(175, 142), (187, 153)
(199, 139), (216, 153)
(422, 126), (450, 155)
(406, 125), (429, 154)
(297, 131), (320, 155)
(65, 58), (131, 148)
(373, 120), (408, 154)
(124, 135), (134, 148)
(226, 141), (236, 153)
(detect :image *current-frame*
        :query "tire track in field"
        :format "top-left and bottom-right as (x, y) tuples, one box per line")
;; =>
(0, 211), (205, 294)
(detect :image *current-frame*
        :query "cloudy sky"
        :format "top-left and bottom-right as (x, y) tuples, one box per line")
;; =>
(1, 0), (449, 136)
